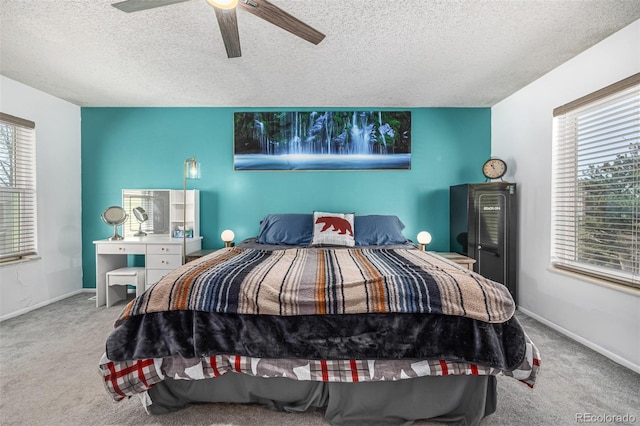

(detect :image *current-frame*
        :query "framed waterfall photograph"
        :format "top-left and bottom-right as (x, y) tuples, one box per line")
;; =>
(233, 111), (411, 171)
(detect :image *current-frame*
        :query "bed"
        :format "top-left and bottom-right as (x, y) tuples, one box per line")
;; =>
(99, 212), (540, 425)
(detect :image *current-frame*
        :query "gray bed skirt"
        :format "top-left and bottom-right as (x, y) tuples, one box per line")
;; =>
(147, 373), (497, 425)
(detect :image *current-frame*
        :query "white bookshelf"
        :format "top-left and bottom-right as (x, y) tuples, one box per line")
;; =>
(169, 189), (200, 239)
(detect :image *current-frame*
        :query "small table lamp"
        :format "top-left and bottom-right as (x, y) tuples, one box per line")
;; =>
(417, 231), (432, 251)
(221, 229), (235, 247)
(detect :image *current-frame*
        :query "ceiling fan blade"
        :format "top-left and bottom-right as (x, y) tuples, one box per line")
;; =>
(214, 7), (242, 58)
(111, 0), (191, 13)
(238, 0), (325, 45)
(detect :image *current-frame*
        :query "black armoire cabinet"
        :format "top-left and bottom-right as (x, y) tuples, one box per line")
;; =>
(450, 182), (517, 303)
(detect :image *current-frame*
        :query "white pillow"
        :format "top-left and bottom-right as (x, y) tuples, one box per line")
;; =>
(311, 212), (355, 247)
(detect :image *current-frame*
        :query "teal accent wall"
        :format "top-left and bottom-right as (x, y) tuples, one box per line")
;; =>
(81, 107), (490, 288)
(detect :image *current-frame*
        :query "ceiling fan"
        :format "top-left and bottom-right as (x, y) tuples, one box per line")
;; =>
(111, 0), (325, 58)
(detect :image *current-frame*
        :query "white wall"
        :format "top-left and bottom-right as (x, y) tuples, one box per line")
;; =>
(492, 20), (640, 372)
(0, 76), (83, 320)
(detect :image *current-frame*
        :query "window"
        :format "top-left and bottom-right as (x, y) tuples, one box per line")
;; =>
(0, 112), (37, 264)
(552, 73), (639, 289)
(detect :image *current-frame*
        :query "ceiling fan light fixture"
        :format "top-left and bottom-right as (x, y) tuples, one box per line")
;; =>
(206, 0), (239, 10)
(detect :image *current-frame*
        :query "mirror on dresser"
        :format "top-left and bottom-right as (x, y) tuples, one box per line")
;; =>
(122, 189), (200, 239)
(122, 189), (170, 238)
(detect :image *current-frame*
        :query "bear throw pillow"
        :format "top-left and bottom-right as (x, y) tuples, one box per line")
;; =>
(311, 211), (355, 247)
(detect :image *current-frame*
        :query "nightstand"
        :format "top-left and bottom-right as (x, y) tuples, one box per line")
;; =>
(436, 252), (476, 271)
(185, 249), (216, 263)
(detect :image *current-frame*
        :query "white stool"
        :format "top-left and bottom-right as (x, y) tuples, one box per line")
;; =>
(106, 267), (145, 307)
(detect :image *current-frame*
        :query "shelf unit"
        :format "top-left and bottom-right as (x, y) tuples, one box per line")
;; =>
(169, 189), (200, 238)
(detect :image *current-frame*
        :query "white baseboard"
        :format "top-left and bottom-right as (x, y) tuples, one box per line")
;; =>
(0, 288), (96, 322)
(518, 307), (640, 374)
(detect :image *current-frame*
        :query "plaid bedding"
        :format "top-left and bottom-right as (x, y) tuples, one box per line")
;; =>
(117, 247), (515, 324)
(99, 338), (541, 402)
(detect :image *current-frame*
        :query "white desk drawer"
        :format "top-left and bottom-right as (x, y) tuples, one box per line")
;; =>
(147, 244), (182, 255)
(96, 244), (145, 255)
(147, 269), (171, 286)
(147, 254), (182, 270)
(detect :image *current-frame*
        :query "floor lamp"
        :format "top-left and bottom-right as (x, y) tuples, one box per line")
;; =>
(183, 156), (201, 264)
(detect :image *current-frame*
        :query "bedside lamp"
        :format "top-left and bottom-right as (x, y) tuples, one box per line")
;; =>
(221, 229), (235, 247)
(417, 231), (432, 251)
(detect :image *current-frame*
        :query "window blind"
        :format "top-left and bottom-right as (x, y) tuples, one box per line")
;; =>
(0, 112), (37, 263)
(551, 74), (639, 289)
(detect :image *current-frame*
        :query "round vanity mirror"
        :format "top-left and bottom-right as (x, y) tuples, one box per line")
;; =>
(101, 206), (128, 241)
(133, 206), (149, 237)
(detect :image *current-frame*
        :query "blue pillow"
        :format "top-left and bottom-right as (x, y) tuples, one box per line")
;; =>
(354, 215), (407, 246)
(258, 214), (313, 245)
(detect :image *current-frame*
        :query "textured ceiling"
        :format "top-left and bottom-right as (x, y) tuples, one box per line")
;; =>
(1, 0), (639, 107)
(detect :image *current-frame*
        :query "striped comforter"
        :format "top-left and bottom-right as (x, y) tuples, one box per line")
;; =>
(117, 246), (515, 326)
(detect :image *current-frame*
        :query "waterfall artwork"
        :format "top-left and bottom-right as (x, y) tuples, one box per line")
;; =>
(234, 111), (411, 171)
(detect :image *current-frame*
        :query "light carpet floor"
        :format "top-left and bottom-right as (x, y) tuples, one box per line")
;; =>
(0, 293), (638, 425)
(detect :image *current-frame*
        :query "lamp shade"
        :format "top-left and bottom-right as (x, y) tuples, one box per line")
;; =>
(185, 158), (201, 180)
(416, 231), (432, 245)
(221, 229), (235, 243)
(206, 0), (238, 9)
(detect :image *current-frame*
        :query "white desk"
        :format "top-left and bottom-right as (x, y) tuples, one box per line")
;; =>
(94, 236), (202, 307)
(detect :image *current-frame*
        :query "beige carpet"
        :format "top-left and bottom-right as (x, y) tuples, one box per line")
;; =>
(0, 293), (638, 425)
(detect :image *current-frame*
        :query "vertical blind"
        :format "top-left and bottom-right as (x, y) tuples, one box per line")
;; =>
(551, 74), (639, 289)
(0, 112), (37, 262)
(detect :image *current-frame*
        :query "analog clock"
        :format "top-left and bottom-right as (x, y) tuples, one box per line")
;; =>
(482, 158), (507, 180)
